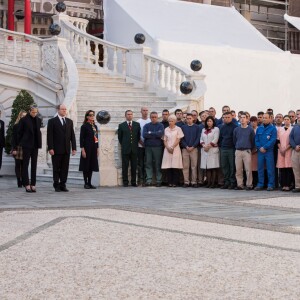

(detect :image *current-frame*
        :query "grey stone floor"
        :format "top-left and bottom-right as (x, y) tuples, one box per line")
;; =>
(1, 176), (300, 233)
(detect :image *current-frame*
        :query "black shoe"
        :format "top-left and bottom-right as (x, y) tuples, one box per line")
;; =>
(254, 186), (264, 191)
(292, 188), (300, 193)
(245, 187), (252, 191)
(146, 183), (152, 187)
(131, 183), (138, 187)
(228, 185), (235, 190)
(89, 185), (97, 189)
(267, 187), (274, 191)
(210, 184), (216, 189)
(55, 187), (61, 192)
(84, 184), (91, 189)
(123, 184), (129, 187)
(220, 185), (229, 189)
(156, 183), (162, 187)
(192, 184), (198, 188)
(60, 187), (69, 192)
(234, 186), (244, 190)
(182, 184), (189, 188)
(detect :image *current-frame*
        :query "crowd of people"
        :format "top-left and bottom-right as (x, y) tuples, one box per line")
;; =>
(2, 104), (300, 193)
(118, 106), (300, 193)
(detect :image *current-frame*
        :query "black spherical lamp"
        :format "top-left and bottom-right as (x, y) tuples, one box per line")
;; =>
(55, 2), (67, 13)
(134, 33), (146, 44)
(96, 110), (111, 125)
(180, 81), (193, 95)
(49, 24), (61, 36)
(190, 60), (202, 72)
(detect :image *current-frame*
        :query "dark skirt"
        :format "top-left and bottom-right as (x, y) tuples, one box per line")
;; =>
(79, 142), (99, 173)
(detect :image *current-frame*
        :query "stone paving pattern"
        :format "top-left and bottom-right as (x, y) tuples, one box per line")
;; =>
(0, 177), (300, 299)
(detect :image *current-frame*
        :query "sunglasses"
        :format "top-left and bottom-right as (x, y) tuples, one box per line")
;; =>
(88, 114), (94, 117)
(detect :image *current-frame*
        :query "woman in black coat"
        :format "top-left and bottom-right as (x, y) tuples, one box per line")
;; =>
(79, 110), (99, 189)
(11, 110), (27, 187)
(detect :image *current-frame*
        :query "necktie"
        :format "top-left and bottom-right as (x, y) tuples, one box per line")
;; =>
(62, 118), (66, 126)
(128, 122), (132, 131)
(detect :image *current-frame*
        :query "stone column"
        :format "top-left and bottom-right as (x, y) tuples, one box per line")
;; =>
(99, 127), (118, 186)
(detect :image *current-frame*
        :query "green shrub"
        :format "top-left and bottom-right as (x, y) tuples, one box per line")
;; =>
(5, 90), (35, 154)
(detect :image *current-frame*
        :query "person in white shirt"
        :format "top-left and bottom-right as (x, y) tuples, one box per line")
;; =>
(136, 107), (150, 186)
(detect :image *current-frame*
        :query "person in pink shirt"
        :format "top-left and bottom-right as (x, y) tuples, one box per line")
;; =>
(277, 115), (294, 191)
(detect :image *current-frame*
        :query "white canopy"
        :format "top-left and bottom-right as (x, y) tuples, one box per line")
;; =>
(109, 0), (281, 52)
(284, 14), (300, 31)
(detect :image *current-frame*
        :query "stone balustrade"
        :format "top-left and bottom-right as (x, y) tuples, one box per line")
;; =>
(0, 28), (78, 124)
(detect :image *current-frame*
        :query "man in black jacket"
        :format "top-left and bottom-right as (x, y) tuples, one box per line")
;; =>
(0, 111), (5, 177)
(219, 112), (238, 189)
(47, 104), (76, 192)
(18, 106), (42, 192)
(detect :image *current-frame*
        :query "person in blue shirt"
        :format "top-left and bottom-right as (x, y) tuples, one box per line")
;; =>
(143, 112), (164, 187)
(290, 110), (300, 193)
(254, 112), (277, 191)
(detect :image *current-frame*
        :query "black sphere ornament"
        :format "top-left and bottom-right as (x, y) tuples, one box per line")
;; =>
(134, 33), (146, 44)
(49, 24), (61, 36)
(190, 60), (202, 72)
(55, 2), (67, 13)
(15, 10), (25, 20)
(96, 110), (111, 125)
(180, 81), (193, 95)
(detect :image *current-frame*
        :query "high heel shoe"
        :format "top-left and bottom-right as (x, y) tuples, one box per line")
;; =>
(25, 186), (32, 193)
(30, 186), (36, 193)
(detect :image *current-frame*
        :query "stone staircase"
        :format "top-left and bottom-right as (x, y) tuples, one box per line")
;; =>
(36, 67), (178, 185)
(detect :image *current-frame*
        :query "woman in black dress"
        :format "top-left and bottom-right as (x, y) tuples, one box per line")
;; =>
(11, 110), (27, 187)
(79, 110), (99, 189)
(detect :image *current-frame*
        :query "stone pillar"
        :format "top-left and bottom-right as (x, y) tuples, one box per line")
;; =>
(99, 127), (118, 186)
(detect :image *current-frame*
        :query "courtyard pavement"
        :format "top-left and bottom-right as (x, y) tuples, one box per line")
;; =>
(0, 176), (300, 299)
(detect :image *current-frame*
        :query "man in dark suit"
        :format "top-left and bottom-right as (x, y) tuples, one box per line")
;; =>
(18, 106), (42, 192)
(118, 110), (141, 187)
(47, 104), (76, 192)
(0, 111), (5, 177)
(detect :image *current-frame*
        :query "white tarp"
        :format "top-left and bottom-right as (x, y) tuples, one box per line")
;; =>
(104, 0), (300, 115)
(284, 14), (300, 31)
(105, 0), (281, 52)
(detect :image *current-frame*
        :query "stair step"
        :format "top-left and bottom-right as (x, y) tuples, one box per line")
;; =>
(78, 81), (135, 87)
(76, 91), (157, 97)
(76, 94), (168, 100)
(44, 169), (82, 178)
(36, 174), (84, 185)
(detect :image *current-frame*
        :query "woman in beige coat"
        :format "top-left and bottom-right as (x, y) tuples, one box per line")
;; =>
(161, 115), (184, 187)
(200, 116), (220, 188)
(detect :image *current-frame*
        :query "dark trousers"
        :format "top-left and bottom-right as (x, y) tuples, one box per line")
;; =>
(122, 151), (137, 185)
(252, 171), (258, 188)
(14, 158), (23, 179)
(137, 147), (146, 184)
(22, 148), (38, 186)
(220, 148), (236, 186)
(279, 168), (294, 188)
(51, 154), (70, 187)
(166, 168), (180, 185)
(0, 147), (3, 169)
(145, 146), (163, 184)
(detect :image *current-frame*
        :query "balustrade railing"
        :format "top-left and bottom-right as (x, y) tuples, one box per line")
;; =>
(0, 28), (78, 124)
(144, 54), (192, 96)
(59, 17), (128, 76)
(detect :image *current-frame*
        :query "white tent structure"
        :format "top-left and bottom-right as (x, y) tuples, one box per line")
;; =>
(104, 0), (300, 115)
(285, 14), (300, 31)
